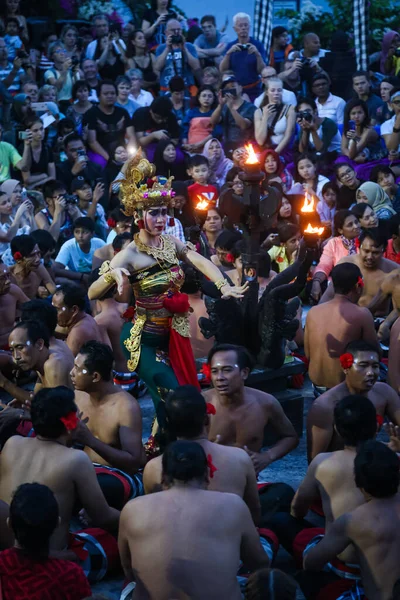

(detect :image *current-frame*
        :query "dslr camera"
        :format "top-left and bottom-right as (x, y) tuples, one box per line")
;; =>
(63, 194), (79, 205)
(300, 56), (311, 67)
(171, 34), (184, 45)
(297, 110), (313, 122)
(238, 43), (250, 51)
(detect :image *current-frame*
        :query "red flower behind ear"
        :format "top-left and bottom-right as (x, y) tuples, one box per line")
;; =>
(357, 276), (364, 288)
(60, 411), (78, 431)
(376, 414), (384, 429)
(107, 218), (116, 228)
(225, 253), (235, 264)
(206, 402), (216, 415)
(339, 352), (354, 369)
(13, 251), (23, 261)
(201, 363), (212, 381)
(207, 454), (218, 479)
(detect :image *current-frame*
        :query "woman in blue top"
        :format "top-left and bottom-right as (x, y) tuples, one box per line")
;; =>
(182, 85), (221, 153)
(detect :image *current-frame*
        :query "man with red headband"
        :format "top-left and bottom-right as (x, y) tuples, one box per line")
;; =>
(0, 386), (120, 583)
(305, 263), (377, 395)
(307, 340), (400, 462)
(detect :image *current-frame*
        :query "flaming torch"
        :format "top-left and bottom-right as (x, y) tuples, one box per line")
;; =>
(195, 197), (209, 212)
(299, 191), (325, 249)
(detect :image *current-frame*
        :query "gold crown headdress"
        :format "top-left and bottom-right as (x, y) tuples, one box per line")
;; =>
(119, 148), (176, 217)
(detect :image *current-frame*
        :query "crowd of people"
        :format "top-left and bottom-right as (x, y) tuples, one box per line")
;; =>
(0, 2), (400, 599)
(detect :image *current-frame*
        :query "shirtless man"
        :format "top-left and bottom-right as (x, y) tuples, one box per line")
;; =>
(367, 267), (400, 342)
(52, 282), (110, 356)
(204, 344), (299, 474)
(119, 440), (270, 600)
(143, 385), (261, 524)
(307, 340), (400, 462)
(304, 441), (400, 600)
(0, 386), (120, 582)
(10, 234), (56, 300)
(321, 229), (398, 316)
(268, 396), (377, 598)
(71, 341), (146, 509)
(388, 315), (400, 393)
(305, 263), (377, 392)
(0, 321), (73, 404)
(89, 268), (131, 385)
(92, 231), (131, 270)
(0, 265), (29, 348)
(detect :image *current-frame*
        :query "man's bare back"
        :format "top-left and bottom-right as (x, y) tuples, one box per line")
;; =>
(0, 284), (29, 347)
(388, 316), (400, 393)
(67, 313), (110, 356)
(143, 440), (261, 523)
(94, 299), (128, 371)
(305, 298), (377, 388)
(119, 488), (267, 600)
(0, 436), (97, 550)
(37, 344), (74, 390)
(307, 382), (400, 461)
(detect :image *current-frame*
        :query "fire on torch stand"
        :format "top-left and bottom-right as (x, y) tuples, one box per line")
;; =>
(299, 191), (325, 250)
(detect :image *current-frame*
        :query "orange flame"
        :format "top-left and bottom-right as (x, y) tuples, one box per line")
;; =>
(304, 223), (325, 236)
(244, 144), (259, 165)
(196, 197), (209, 211)
(301, 191), (315, 213)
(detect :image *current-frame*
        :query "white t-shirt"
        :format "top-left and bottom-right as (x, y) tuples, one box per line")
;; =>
(381, 115), (399, 151)
(55, 237), (105, 272)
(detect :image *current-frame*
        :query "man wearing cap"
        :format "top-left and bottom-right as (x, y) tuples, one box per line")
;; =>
(210, 76), (256, 155)
(220, 13), (266, 102)
(311, 73), (346, 124)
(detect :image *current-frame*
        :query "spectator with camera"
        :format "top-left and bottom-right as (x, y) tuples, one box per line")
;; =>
(220, 13), (266, 102)
(36, 180), (80, 246)
(56, 133), (104, 194)
(194, 15), (229, 67)
(85, 14), (126, 60)
(133, 96), (180, 153)
(60, 24), (81, 62)
(21, 116), (56, 189)
(44, 42), (81, 113)
(278, 58), (303, 96)
(298, 33), (329, 63)
(0, 121), (31, 184)
(311, 73), (346, 124)
(0, 37), (27, 93)
(142, 0), (181, 49)
(83, 79), (136, 167)
(155, 19), (201, 94)
(210, 75), (256, 155)
(296, 97), (341, 160)
(70, 177), (108, 239)
(93, 31), (126, 81)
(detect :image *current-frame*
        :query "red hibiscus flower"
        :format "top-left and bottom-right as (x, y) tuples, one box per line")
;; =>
(122, 306), (135, 321)
(339, 352), (354, 369)
(206, 402), (216, 415)
(60, 411), (78, 431)
(225, 253), (235, 264)
(13, 251), (23, 261)
(376, 415), (384, 429)
(357, 276), (364, 288)
(207, 454), (218, 479)
(107, 218), (116, 228)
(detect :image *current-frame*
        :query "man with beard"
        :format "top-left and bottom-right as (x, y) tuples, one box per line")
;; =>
(307, 340), (400, 462)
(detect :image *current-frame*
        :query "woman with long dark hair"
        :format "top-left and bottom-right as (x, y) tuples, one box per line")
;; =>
(125, 30), (158, 89)
(340, 99), (384, 164)
(141, 0), (179, 49)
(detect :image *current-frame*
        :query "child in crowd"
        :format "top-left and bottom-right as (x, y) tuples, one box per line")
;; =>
(317, 181), (338, 230)
(268, 223), (301, 273)
(70, 177), (108, 239)
(4, 17), (24, 61)
(54, 217), (105, 283)
(182, 85), (220, 154)
(290, 153), (329, 202)
(187, 155), (219, 208)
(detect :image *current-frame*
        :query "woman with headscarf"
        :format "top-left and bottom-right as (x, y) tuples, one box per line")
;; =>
(380, 31), (400, 76)
(203, 138), (233, 189)
(153, 139), (187, 180)
(356, 181), (396, 220)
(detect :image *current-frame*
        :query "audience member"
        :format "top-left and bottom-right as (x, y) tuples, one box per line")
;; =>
(269, 26), (293, 72)
(255, 65), (297, 108)
(296, 96), (341, 158)
(127, 67), (154, 107)
(370, 163), (400, 212)
(335, 162), (364, 209)
(352, 70), (384, 125)
(65, 80), (93, 133)
(133, 96), (180, 151)
(311, 72), (346, 124)
(194, 15), (229, 67)
(356, 181), (396, 220)
(56, 133), (104, 193)
(141, 0), (179, 48)
(220, 13), (266, 101)
(125, 30), (158, 91)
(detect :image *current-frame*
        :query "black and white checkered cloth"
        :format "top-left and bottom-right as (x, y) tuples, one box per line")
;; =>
(353, 0), (368, 70)
(254, 0), (274, 57)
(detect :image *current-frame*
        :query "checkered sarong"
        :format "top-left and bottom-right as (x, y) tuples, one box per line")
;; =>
(353, 0), (368, 70)
(253, 0), (274, 56)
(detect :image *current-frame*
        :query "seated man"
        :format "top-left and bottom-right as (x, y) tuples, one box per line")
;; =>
(0, 264), (29, 348)
(304, 441), (400, 600)
(119, 440), (270, 600)
(71, 341), (145, 509)
(321, 229), (398, 316)
(143, 385), (262, 525)
(0, 482), (92, 599)
(0, 320), (73, 405)
(305, 263), (377, 392)
(194, 15), (229, 67)
(54, 217), (106, 285)
(205, 344), (299, 474)
(9, 234), (56, 300)
(268, 395), (377, 599)
(52, 282), (109, 356)
(92, 232), (131, 270)
(307, 340), (400, 462)
(0, 387), (120, 583)
(366, 266), (400, 342)
(389, 314), (400, 394)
